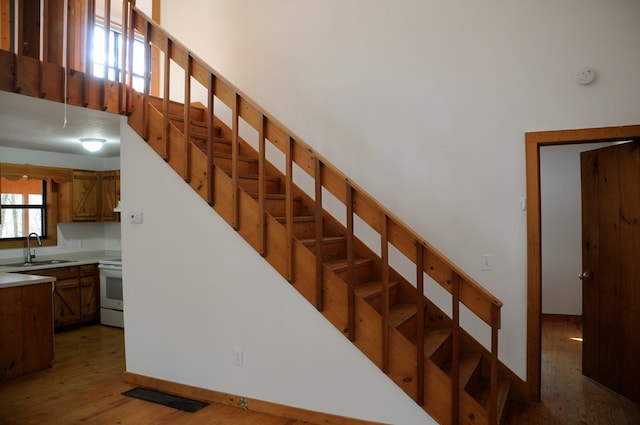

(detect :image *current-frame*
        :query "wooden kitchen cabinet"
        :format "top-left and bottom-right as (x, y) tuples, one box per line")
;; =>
(23, 264), (99, 331)
(79, 264), (99, 321)
(100, 170), (120, 222)
(72, 170), (99, 221)
(0, 281), (54, 380)
(58, 169), (120, 223)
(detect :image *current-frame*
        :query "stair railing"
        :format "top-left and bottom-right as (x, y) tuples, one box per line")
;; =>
(123, 2), (503, 421)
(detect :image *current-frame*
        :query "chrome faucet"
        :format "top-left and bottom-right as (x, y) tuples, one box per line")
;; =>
(25, 232), (42, 263)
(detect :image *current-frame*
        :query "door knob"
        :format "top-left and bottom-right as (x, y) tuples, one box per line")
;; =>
(578, 272), (590, 280)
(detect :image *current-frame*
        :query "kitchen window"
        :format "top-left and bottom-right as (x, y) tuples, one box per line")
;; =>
(0, 177), (47, 240)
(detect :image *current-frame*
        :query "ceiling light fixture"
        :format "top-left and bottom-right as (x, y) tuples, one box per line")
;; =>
(80, 137), (106, 153)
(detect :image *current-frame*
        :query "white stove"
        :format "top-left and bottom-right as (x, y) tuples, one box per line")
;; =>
(98, 258), (123, 328)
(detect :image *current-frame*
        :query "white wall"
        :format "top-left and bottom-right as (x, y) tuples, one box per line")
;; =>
(540, 143), (612, 315)
(0, 146), (121, 260)
(120, 123), (434, 424)
(157, 0), (640, 379)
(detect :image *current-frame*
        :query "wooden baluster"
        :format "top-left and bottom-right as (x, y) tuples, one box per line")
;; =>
(314, 157), (323, 311)
(416, 242), (425, 406)
(141, 21), (151, 140)
(231, 93), (239, 230)
(451, 273), (461, 425)
(346, 184), (355, 341)
(119, 0), (128, 113)
(126, 7), (135, 114)
(381, 215), (390, 373)
(85, 0), (104, 109)
(285, 137), (294, 282)
(489, 305), (500, 424)
(162, 38), (171, 161)
(103, 0), (110, 82)
(207, 72), (216, 206)
(258, 115), (267, 255)
(183, 53), (192, 181)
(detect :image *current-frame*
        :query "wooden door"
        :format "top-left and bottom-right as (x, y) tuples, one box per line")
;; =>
(580, 140), (640, 404)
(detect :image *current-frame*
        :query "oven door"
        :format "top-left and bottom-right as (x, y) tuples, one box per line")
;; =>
(99, 265), (123, 311)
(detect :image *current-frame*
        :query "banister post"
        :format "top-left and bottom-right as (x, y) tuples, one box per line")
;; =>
(207, 72), (216, 206)
(285, 136), (294, 282)
(451, 273), (461, 425)
(490, 304), (500, 424)
(314, 157), (324, 311)
(257, 115), (267, 255)
(381, 215), (390, 373)
(416, 242), (425, 406)
(346, 184), (355, 342)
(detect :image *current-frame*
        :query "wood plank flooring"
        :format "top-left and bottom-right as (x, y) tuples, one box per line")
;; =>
(2, 317), (639, 424)
(506, 315), (640, 424)
(0, 325), (307, 425)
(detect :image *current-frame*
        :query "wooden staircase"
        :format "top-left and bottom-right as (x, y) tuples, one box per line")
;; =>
(128, 85), (516, 423)
(0, 1), (525, 423)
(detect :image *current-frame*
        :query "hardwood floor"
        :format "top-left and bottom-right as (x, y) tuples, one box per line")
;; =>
(506, 315), (640, 424)
(2, 318), (639, 424)
(0, 325), (308, 425)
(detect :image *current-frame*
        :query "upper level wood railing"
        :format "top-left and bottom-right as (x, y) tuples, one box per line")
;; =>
(2, 0), (505, 421)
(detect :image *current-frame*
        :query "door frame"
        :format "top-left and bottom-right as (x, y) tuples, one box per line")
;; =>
(524, 124), (640, 401)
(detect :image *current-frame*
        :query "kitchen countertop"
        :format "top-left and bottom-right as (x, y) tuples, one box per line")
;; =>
(0, 273), (56, 289)
(0, 250), (121, 273)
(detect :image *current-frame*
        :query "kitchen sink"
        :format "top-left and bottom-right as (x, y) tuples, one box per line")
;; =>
(2, 259), (73, 268)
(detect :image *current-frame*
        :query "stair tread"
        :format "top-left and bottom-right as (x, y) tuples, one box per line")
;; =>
(423, 327), (452, 358)
(236, 173), (280, 181)
(300, 236), (346, 246)
(354, 280), (400, 300)
(168, 114), (211, 128)
(248, 193), (301, 201)
(496, 378), (511, 421)
(457, 352), (483, 388)
(213, 151), (258, 162)
(190, 134), (231, 144)
(275, 216), (315, 223)
(478, 378), (511, 422)
(325, 258), (372, 272)
(389, 304), (417, 328)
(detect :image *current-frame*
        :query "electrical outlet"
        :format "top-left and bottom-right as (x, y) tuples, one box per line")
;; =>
(232, 348), (243, 366)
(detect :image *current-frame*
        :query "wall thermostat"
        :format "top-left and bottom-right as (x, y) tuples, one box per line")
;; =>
(129, 211), (143, 224)
(576, 67), (596, 85)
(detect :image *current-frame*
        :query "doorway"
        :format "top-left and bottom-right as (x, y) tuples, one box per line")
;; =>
(524, 124), (640, 401)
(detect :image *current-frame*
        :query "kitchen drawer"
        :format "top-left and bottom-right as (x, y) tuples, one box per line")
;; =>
(24, 266), (80, 280)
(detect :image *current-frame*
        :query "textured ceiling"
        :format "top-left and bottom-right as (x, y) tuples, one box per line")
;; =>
(0, 91), (121, 158)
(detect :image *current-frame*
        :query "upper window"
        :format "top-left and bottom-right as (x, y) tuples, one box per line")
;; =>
(0, 177), (47, 240)
(92, 24), (146, 92)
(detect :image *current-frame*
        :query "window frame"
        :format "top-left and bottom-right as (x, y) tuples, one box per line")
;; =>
(92, 22), (146, 92)
(0, 164), (69, 250)
(0, 178), (48, 240)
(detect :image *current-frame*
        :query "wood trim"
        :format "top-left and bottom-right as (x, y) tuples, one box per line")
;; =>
(524, 124), (640, 402)
(123, 372), (386, 425)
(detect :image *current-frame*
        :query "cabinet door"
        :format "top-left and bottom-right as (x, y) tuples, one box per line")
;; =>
(80, 265), (98, 321)
(72, 171), (98, 221)
(53, 279), (81, 326)
(100, 170), (120, 222)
